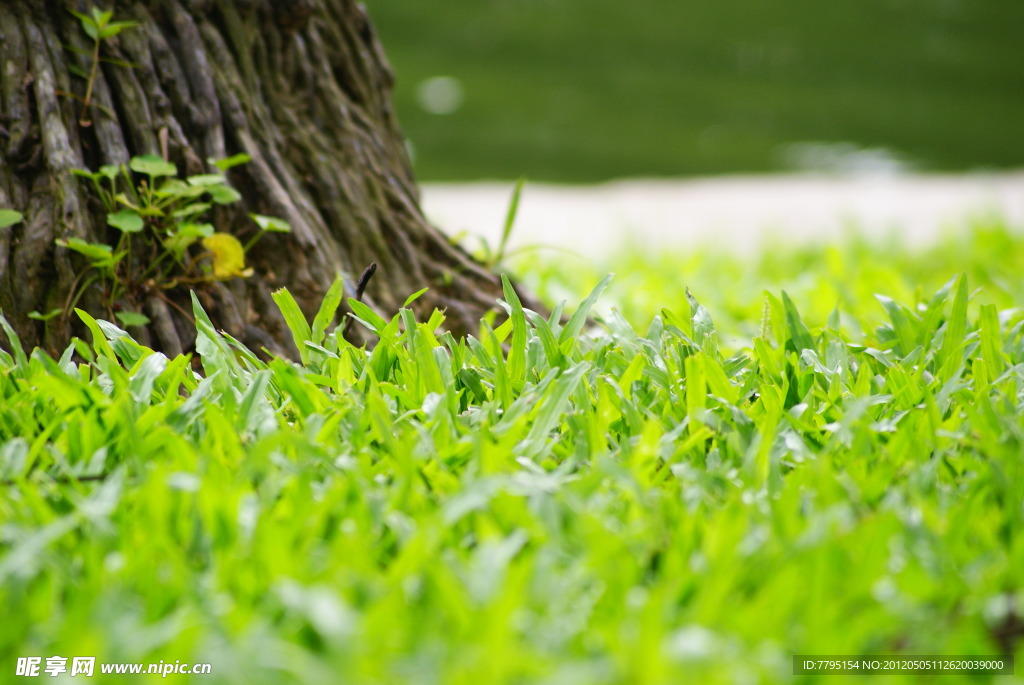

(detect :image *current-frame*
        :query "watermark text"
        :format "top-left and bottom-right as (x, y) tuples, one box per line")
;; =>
(16, 657), (212, 678)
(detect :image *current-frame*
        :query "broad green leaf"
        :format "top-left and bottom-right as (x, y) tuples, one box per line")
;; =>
(154, 179), (206, 200)
(55, 237), (107, 259)
(164, 223), (213, 255)
(0, 209), (24, 228)
(55, 238), (123, 269)
(98, 164), (121, 180)
(72, 10), (99, 40)
(213, 153), (252, 171)
(251, 213), (291, 233)
(97, 20), (139, 39)
(107, 209), (143, 233)
(186, 174), (227, 187)
(171, 202), (212, 220)
(115, 311), (150, 327)
(129, 154), (177, 177)
(91, 8), (112, 28)
(206, 184), (241, 205)
(28, 309), (63, 322)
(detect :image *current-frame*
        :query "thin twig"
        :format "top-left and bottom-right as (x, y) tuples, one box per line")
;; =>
(154, 289), (195, 325)
(355, 262), (377, 303)
(79, 36), (101, 126)
(342, 262), (377, 336)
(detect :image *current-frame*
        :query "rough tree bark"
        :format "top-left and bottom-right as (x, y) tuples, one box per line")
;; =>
(0, 0), (525, 357)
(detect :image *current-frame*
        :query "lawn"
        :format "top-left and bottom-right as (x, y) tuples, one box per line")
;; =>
(2, 221), (1023, 683)
(367, 0), (1024, 181)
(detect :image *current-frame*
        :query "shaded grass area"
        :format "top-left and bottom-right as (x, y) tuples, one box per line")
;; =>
(2, 223), (1024, 683)
(368, 0), (1024, 181)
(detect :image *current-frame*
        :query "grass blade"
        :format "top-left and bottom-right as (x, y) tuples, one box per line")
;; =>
(312, 274), (345, 346)
(272, 287), (313, 363)
(558, 273), (612, 350)
(501, 275), (528, 382)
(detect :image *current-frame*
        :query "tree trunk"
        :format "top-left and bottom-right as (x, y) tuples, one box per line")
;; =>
(0, 0), (519, 358)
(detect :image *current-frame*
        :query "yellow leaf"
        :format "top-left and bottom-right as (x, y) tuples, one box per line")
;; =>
(202, 232), (248, 279)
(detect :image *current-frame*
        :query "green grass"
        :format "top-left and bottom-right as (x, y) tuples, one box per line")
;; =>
(367, 0), (1024, 181)
(2, 223), (1024, 683)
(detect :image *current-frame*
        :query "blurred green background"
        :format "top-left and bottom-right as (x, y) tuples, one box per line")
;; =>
(366, 0), (1024, 183)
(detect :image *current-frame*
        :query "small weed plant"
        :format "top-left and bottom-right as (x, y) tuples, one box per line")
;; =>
(39, 6), (294, 328)
(59, 154), (289, 327)
(65, 6), (139, 127)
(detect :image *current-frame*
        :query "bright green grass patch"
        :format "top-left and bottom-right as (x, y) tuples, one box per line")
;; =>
(2, 226), (1024, 683)
(518, 219), (1024, 337)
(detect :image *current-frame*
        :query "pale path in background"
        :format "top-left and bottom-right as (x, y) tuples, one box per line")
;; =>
(422, 173), (1024, 260)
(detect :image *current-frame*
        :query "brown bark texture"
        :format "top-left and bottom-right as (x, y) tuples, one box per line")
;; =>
(0, 0), (520, 358)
